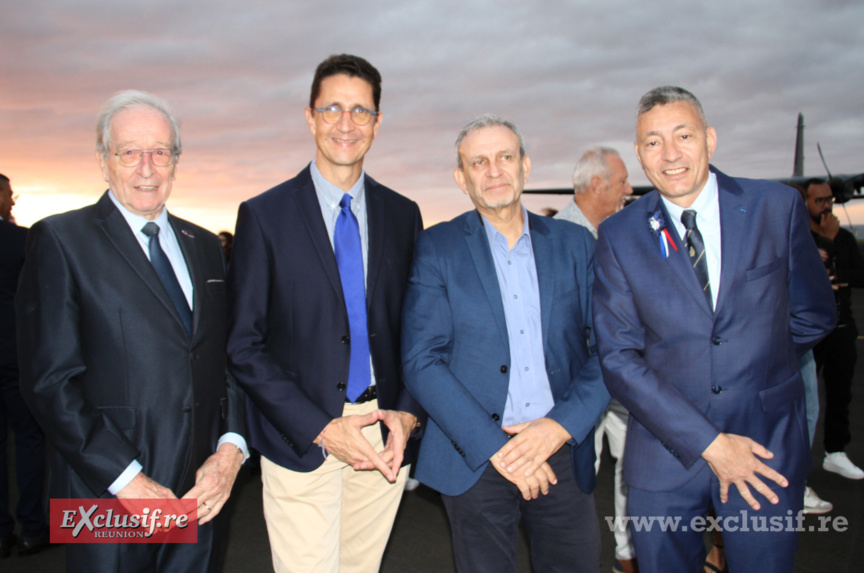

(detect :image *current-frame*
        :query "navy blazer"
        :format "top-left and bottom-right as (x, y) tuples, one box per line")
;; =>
(402, 210), (610, 496)
(227, 165), (423, 472)
(593, 167), (836, 491)
(16, 192), (244, 499)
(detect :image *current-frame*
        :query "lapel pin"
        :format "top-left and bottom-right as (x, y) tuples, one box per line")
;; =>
(181, 229), (195, 238)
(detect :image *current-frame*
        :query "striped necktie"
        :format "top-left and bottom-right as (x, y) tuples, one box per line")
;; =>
(681, 210), (712, 309)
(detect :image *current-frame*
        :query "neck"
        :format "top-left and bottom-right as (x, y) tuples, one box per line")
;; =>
(572, 196), (603, 230)
(315, 154), (363, 192)
(480, 203), (525, 249)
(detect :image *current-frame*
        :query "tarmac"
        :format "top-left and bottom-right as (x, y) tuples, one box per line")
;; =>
(4, 297), (864, 573)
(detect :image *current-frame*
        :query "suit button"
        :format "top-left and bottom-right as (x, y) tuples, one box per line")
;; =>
(491, 413), (500, 421)
(341, 336), (349, 344)
(500, 365), (508, 373)
(711, 385), (723, 394)
(337, 383), (346, 391)
(712, 336), (722, 345)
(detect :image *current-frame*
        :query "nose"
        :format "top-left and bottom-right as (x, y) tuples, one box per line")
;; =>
(137, 151), (156, 176)
(661, 140), (682, 163)
(336, 110), (354, 131)
(624, 182), (633, 196)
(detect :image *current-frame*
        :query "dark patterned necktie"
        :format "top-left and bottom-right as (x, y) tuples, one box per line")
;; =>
(334, 194), (371, 402)
(141, 222), (193, 337)
(681, 210), (712, 308)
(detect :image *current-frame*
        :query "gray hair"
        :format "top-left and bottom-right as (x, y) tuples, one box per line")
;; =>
(95, 90), (182, 160)
(637, 86), (707, 128)
(572, 146), (620, 193)
(455, 113), (526, 169)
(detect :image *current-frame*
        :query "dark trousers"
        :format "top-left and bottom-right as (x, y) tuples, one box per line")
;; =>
(441, 446), (600, 573)
(814, 324), (857, 453)
(66, 517), (227, 573)
(0, 363), (48, 538)
(628, 465), (804, 573)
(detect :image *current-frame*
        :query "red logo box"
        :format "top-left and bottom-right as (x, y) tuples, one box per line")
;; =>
(51, 499), (198, 543)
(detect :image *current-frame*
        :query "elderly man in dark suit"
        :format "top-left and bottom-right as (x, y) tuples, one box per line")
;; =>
(227, 54), (423, 573)
(593, 86), (835, 573)
(0, 174), (48, 558)
(16, 91), (247, 573)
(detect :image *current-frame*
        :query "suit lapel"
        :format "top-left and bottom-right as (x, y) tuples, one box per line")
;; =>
(93, 192), (186, 329)
(528, 214), (554, 349)
(171, 216), (203, 338)
(464, 212), (509, 343)
(714, 170), (748, 314)
(646, 193), (714, 317)
(295, 170), (346, 304)
(364, 175), (384, 305)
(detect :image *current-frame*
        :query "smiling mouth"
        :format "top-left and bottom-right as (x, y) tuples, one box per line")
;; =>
(663, 167), (687, 175)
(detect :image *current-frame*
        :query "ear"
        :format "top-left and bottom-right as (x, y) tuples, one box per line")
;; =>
(305, 107), (316, 135)
(633, 141), (644, 168)
(454, 167), (468, 195)
(97, 151), (110, 183)
(371, 109), (382, 139)
(522, 154), (531, 183)
(706, 126), (717, 159)
(589, 174), (605, 195)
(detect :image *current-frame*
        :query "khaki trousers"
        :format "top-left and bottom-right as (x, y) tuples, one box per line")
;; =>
(261, 399), (409, 573)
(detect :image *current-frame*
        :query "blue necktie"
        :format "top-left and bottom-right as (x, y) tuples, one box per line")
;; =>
(141, 222), (193, 337)
(334, 194), (371, 402)
(681, 210), (712, 309)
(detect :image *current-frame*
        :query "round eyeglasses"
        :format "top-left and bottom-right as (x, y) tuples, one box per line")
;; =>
(113, 148), (177, 167)
(313, 105), (379, 126)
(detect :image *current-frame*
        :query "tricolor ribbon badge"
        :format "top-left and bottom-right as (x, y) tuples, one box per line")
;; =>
(648, 210), (677, 259)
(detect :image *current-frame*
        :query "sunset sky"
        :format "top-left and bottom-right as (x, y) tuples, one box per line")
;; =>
(3, 1), (863, 233)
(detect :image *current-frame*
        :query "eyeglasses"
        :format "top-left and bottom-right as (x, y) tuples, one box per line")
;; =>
(312, 105), (379, 126)
(814, 196), (835, 207)
(113, 148), (177, 167)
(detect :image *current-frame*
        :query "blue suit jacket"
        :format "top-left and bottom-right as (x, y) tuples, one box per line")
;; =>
(593, 168), (836, 491)
(402, 210), (610, 496)
(227, 165), (424, 471)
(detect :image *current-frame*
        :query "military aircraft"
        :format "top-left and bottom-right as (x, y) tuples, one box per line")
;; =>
(524, 113), (864, 203)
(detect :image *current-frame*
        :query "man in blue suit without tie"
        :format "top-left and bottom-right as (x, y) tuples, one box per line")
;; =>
(402, 114), (610, 573)
(593, 86), (836, 573)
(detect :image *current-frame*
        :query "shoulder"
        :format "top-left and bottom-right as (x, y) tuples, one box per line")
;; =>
(169, 214), (219, 244)
(365, 174), (420, 213)
(244, 166), (314, 211)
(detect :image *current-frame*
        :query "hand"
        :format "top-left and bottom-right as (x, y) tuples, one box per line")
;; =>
(116, 472), (176, 500)
(115, 472), (176, 516)
(180, 443), (244, 524)
(314, 411), (395, 481)
(490, 456), (557, 500)
(496, 417), (571, 478)
(353, 410), (417, 480)
(820, 212), (840, 241)
(701, 433), (788, 510)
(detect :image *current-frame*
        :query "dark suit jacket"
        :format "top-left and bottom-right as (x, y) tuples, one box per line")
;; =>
(227, 165), (423, 472)
(593, 167), (836, 491)
(401, 210), (610, 496)
(0, 219), (27, 373)
(16, 192), (245, 499)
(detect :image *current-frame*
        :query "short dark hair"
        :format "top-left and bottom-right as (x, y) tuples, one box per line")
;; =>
(0, 173), (8, 183)
(805, 177), (827, 193)
(637, 86), (706, 127)
(309, 54), (382, 111)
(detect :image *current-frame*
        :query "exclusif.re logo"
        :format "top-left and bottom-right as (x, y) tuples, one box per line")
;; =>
(50, 499), (198, 544)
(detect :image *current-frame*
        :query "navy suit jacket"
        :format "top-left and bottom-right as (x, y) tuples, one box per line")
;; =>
(402, 210), (610, 496)
(16, 192), (245, 499)
(227, 165), (423, 471)
(593, 168), (836, 491)
(0, 219), (27, 372)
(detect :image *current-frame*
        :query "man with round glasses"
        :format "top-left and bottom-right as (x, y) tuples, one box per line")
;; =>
(227, 54), (423, 572)
(16, 90), (247, 572)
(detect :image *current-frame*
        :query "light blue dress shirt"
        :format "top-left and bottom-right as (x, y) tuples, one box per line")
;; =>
(661, 172), (722, 309)
(310, 160), (376, 388)
(481, 208), (555, 426)
(106, 191), (248, 495)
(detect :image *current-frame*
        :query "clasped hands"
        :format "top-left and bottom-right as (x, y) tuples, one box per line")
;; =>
(314, 409), (417, 482)
(490, 417), (571, 501)
(116, 442), (245, 525)
(702, 432), (789, 511)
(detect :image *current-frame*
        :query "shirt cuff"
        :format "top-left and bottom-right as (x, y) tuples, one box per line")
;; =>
(218, 433), (250, 463)
(108, 460), (143, 496)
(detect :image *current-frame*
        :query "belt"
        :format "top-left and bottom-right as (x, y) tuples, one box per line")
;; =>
(346, 385), (377, 404)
